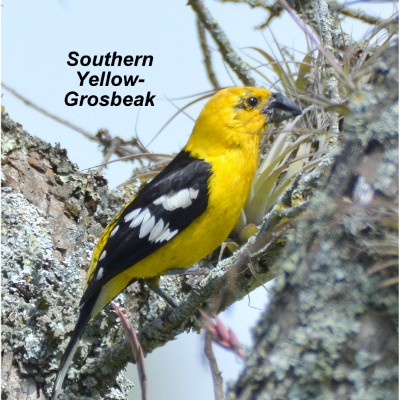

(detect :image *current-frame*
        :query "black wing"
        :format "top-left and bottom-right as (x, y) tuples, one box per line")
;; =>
(81, 150), (211, 303)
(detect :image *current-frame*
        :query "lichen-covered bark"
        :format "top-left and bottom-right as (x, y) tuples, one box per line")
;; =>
(1, 115), (141, 399)
(227, 40), (398, 400)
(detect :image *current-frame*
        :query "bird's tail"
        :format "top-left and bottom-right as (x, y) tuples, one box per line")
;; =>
(51, 294), (98, 400)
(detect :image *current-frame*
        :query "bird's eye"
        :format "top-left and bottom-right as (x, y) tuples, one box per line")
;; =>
(246, 96), (259, 108)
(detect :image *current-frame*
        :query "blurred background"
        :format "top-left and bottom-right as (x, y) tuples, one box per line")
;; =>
(2, 1), (396, 399)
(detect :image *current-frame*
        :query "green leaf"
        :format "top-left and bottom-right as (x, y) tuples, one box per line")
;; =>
(296, 53), (313, 92)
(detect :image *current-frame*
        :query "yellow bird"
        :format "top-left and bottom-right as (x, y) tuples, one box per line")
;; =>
(51, 86), (301, 399)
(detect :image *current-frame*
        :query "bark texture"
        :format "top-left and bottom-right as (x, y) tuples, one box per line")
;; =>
(226, 40), (398, 400)
(1, 116), (135, 399)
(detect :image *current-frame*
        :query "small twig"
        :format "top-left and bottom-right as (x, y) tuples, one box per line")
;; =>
(146, 91), (213, 147)
(257, 2), (285, 29)
(114, 165), (165, 189)
(328, 1), (383, 25)
(2, 82), (97, 141)
(378, 276), (399, 289)
(197, 18), (221, 89)
(111, 303), (147, 400)
(276, 0), (350, 88)
(165, 96), (196, 122)
(204, 332), (224, 400)
(189, 0), (256, 86)
(95, 129), (154, 160)
(313, 0), (342, 136)
(2, 83), (163, 167)
(98, 137), (124, 173)
(80, 153), (173, 172)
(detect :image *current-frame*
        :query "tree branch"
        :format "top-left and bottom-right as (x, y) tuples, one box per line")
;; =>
(311, 0), (341, 136)
(204, 332), (224, 400)
(189, 0), (256, 86)
(196, 18), (222, 89)
(328, 1), (383, 25)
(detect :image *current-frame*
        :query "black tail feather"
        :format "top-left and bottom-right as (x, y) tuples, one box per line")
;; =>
(51, 293), (98, 400)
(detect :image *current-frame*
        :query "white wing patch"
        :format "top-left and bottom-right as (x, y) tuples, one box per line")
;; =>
(152, 220), (178, 243)
(99, 250), (106, 261)
(140, 215), (178, 243)
(95, 266), (104, 280)
(128, 208), (151, 229)
(148, 218), (165, 241)
(139, 215), (156, 239)
(123, 207), (179, 243)
(119, 189), (196, 244)
(124, 208), (141, 223)
(153, 188), (199, 211)
(110, 224), (119, 237)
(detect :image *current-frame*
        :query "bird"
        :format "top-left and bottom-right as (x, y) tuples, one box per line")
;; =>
(51, 86), (301, 399)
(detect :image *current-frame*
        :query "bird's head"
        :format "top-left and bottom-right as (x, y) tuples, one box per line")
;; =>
(186, 86), (302, 156)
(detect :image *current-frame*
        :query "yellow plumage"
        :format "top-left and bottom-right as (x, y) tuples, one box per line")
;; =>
(90, 87), (267, 313)
(51, 86), (301, 399)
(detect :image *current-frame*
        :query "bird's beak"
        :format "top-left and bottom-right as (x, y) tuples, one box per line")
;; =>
(261, 92), (302, 124)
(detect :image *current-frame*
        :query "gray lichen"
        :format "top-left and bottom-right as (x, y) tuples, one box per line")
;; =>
(226, 40), (398, 400)
(1, 113), (133, 399)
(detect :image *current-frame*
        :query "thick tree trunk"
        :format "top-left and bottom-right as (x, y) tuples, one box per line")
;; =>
(1, 116), (134, 399)
(227, 40), (398, 400)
